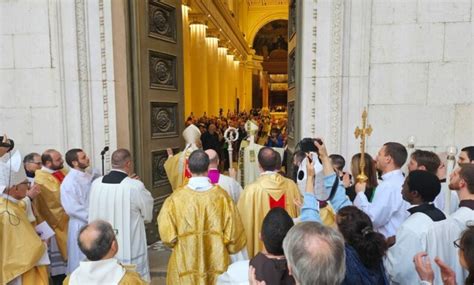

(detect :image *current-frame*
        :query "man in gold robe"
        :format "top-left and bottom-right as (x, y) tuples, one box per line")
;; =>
(164, 124), (202, 191)
(0, 151), (49, 285)
(33, 149), (69, 283)
(158, 150), (246, 285)
(237, 147), (301, 257)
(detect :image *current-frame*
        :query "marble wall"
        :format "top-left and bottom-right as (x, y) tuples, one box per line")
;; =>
(298, 0), (473, 165)
(0, 0), (118, 168)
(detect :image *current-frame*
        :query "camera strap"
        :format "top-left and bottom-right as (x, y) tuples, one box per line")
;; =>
(317, 173), (339, 202)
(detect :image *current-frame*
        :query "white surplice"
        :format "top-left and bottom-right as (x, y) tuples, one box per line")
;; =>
(384, 210), (443, 284)
(354, 169), (409, 238)
(88, 175), (154, 282)
(426, 206), (473, 285)
(60, 168), (97, 273)
(216, 172), (243, 203)
(69, 258), (126, 285)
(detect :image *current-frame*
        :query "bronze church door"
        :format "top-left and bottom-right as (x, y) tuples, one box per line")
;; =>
(130, 0), (184, 243)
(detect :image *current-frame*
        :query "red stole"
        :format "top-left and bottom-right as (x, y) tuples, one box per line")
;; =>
(269, 194), (286, 209)
(184, 159), (192, 179)
(52, 171), (65, 183)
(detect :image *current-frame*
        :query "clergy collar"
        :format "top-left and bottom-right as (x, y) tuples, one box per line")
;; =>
(381, 169), (403, 180)
(260, 170), (277, 176)
(110, 169), (128, 175)
(188, 176), (213, 192)
(459, 200), (474, 210)
(41, 166), (55, 174)
(1, 193), (20, 203)
(407, 203), (446, 221)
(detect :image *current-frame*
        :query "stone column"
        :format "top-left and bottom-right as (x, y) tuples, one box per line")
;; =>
(206, 36), (219, 116)
(237, 61), (245, 112)
(226, 53), (235, 113)
(218, 47), (228, 115)
(262, 71), (269, 108)
(189, 22), (208, 117)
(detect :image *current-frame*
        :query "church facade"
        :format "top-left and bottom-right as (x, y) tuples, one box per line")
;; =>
(1, 0), (472, 241)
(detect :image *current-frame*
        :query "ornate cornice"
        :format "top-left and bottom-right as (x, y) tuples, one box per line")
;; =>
(75, 0), (92, 155)
(194, 0), (250, 60)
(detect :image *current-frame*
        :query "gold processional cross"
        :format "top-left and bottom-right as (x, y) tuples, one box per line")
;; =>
(354, 109), (373, 183)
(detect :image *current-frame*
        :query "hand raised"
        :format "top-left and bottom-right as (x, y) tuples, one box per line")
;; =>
(414, 252), (434, 283)
(434, 257), (456, 285)
(354, 182), (367, 194)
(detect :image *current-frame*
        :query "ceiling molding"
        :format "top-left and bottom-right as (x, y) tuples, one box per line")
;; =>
(194, 0), (251, 59)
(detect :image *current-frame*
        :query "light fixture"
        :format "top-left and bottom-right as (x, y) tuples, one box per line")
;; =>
(407, 135), (416, 149)
(447, 146), (458, 160)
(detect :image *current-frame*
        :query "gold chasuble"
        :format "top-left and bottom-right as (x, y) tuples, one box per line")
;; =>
(0, 196), (46, 284)
(237, 173), (301, 257)
(163, 148), (194, 191)
(158, 186), (246, 285)
(33, 169), (69, 259)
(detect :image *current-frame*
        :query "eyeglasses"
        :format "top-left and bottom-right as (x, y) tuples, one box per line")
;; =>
(453, 238), (464, 250)
(113, 229), (118, 235)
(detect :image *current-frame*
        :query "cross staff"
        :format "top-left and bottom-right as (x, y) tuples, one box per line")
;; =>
(354, 109), (373, 183)
(224, 127), (239, 171)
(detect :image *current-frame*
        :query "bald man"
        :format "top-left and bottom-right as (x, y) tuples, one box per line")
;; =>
(34, 149), (69, 283)
(64, 220), (145, 284)
(88, 149), (153, 282)
(205, 149), (242, 203)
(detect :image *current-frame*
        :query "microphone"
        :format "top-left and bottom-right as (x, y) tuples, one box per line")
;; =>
(100, 146), (109, 156)
(100, 146), (109, 176)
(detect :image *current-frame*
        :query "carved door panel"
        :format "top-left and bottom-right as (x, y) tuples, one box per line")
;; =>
(130, 0), (184, 243)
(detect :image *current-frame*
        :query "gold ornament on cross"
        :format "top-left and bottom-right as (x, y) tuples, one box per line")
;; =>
(354, 109), (373, 183)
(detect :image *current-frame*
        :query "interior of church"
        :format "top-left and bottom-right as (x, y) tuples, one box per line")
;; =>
(179, 0), (290, 118)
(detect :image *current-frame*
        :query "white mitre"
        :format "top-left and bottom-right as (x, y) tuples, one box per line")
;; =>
(245, 120), (259, 135)
(0, 150), (27, 192)
(183, 124), (201, 150)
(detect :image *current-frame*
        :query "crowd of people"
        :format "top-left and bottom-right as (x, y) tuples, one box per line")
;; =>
(186, 109), (288, 170)
(1, 123), (474, 285)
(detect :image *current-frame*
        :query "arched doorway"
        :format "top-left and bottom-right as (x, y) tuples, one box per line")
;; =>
(252, 20), (288, 112)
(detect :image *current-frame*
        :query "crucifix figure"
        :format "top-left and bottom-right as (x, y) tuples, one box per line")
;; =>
(354, 108), (373, 183)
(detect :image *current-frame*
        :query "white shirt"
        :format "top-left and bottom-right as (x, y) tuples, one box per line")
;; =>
(354, 169), (409, 237)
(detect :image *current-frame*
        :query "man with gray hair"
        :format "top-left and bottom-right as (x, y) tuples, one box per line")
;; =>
(64, 220), (145, 284)
(282, 222), (345, 285)
(88, 149), (153, 282)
